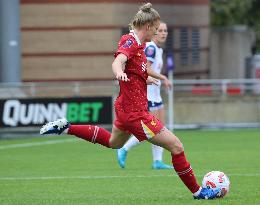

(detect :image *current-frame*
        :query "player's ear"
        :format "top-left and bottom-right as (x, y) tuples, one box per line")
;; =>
(146, 23), (151, 30)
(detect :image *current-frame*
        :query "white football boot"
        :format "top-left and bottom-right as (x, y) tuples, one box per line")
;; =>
(40, 118), (70, 135)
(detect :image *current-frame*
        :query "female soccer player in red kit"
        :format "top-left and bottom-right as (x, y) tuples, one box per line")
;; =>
(40, 3), (221, 200)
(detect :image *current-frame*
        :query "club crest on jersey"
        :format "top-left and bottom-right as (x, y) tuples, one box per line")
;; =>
(123, 39), (133, 48)
(141, 62), (147, 72)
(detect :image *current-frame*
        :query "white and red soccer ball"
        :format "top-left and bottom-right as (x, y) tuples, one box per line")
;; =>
(202, 171), (230, 198)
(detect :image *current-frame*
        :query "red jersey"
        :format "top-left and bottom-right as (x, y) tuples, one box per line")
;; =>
(114, 31), (148, 112)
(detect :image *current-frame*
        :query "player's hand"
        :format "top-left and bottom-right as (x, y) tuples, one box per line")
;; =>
(162, 77), (172, 90)
(146, 76), (159, 86)
(116, 72), (130, 81)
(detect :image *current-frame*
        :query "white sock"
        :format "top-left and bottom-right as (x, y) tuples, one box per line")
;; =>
(123, 136), (140, 151)
(152, 144), (163, 161)
(193, 187), (202, 197)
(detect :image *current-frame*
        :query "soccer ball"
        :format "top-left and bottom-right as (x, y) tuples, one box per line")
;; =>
(202, 171), (230, 198)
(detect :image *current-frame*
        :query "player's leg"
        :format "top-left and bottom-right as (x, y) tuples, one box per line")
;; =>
(150, 106), (173, 169)
(109, 125), (132, 148)
(40, 118), (130, 148)
(122, 135), (140, 151)
(117, 135), (140, 168)
(151, 144), (173, 169)
(148, 128), (220, 199)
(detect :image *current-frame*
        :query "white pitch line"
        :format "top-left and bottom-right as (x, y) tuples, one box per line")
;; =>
(0, 138), (78, 150)
(0, 173), (259, 181)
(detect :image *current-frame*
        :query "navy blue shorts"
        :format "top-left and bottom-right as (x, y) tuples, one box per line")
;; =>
(148, 101), (164, 111)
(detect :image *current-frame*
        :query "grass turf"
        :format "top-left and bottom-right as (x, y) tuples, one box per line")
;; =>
(0, 129), (260, 205)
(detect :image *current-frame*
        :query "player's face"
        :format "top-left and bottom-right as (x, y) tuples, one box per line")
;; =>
(154, 23), (168, 44)
(145, 21), (160, 42)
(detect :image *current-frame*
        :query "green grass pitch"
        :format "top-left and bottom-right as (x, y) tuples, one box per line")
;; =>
(0, 129), (260, 205)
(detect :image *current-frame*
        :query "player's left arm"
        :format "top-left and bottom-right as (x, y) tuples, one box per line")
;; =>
(147, 61), (172, 89)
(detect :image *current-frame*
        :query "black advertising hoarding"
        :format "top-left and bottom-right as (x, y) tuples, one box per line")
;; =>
(0, 97), (112, 128)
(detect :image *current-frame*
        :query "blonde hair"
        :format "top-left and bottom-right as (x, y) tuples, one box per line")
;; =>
(130, 3), (160, 30)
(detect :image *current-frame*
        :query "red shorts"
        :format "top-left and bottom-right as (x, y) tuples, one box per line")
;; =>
(113, 109), (164, 142)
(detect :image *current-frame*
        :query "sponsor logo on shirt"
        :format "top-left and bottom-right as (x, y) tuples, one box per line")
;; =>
(141, 62), (147, 72)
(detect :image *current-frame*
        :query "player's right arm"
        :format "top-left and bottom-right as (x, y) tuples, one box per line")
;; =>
(147, 63), (171, 90)
(112, 53), (130, 81)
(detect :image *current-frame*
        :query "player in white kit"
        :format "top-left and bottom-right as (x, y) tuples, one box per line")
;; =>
(117, 22), (173, 169)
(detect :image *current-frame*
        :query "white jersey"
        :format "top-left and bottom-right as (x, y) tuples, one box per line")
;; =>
(144, 41), (163, 103)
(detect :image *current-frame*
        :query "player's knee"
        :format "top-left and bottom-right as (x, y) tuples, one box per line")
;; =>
(174, 141), (184, 154)
(169, 139), (184, 155)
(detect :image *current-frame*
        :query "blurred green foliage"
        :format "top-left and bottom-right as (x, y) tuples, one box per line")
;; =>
(211, 0), (260, 52)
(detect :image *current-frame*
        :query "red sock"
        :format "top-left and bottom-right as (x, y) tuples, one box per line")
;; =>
(68, 125), (111, 148)
(172, 151), (200, 193)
